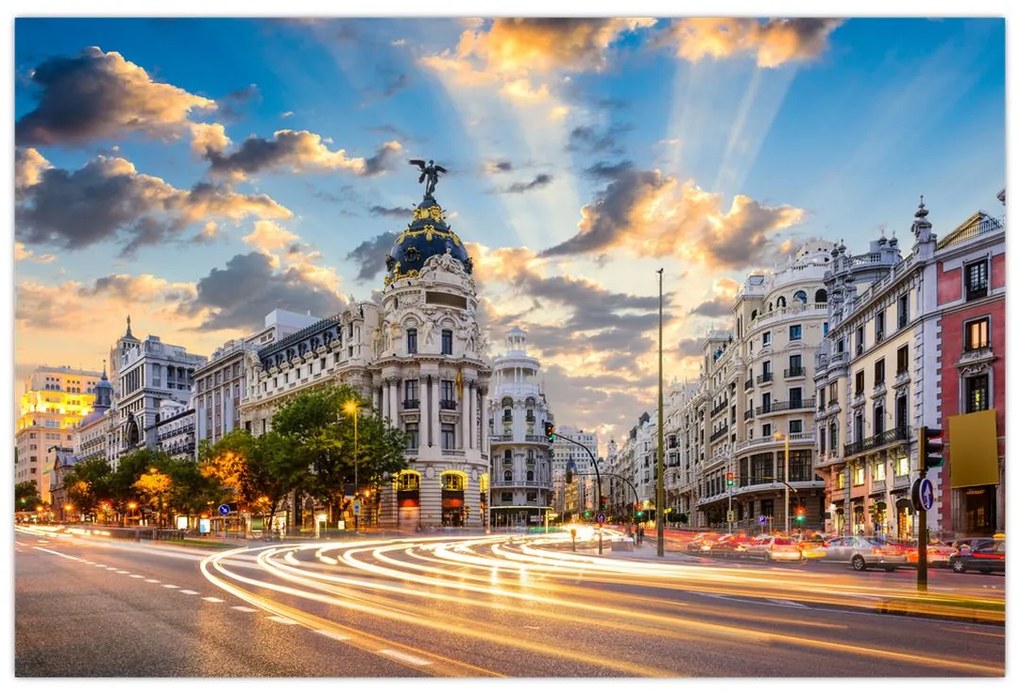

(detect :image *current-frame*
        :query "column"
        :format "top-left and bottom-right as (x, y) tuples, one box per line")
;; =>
(431, 374), (441, 449)
(480, 388), (488, 456)
(460, 373), (469, 450)
(389, 379), (399, 422)
(467, 382), (476, 450)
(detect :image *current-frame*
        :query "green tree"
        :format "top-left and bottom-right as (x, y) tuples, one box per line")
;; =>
(63, 457), (113, 519)
(15, 481), (42, 513)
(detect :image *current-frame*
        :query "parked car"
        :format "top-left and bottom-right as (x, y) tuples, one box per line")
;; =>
(797, 536), (828, 560)
(686, 532), (720, 553)
(746, 535), (802, 562)
(950, 539), (1005, 574)
(709, 533), (753, 556)
(816, 536), (907, 571)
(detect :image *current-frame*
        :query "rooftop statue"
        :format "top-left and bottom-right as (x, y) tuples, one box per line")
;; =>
(409, 158), (447, 196)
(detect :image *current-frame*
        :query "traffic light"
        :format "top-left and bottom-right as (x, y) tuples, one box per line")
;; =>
(795, 506), (806, 523)
(726, 471), (735, 487)
(544, 422), (556, 443)
(636, 510), (645, 520)
(599, 495), (607, 511)
(584, 510), (593, 519)
(920, 426), (945, 471)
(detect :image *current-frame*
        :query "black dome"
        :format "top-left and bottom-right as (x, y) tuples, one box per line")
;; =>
(384, 194), (472, 285)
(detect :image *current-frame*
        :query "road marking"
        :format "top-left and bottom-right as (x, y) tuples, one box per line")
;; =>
(106, 567), (118, 571)
(162, 584), (180, 589)
(145, 579), (160, 583)
(769, 599), (808, 609)
(377, 649), (432, 667)
(116, 570), (130, 574)
(267, 616), (298, 625)
(315, 629), (351, 641)
(129, 574), (144, 578)
(179, 590), (199, 595)
(95, 564), (106, 567)
(231, 606), (257, 613)
(202, 597), (225, 603)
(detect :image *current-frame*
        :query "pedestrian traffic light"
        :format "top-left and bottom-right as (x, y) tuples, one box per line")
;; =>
(795, 506), (806, 523)
(726, 471), (735, 487)
(920, 426), (945, 471)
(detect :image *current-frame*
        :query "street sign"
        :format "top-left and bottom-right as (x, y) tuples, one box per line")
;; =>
(218, 504), (231, 516)
(758, 515), (767, 526)
(596, 512), (606, 524)
(727, 510), (736, 522)
(353, 501), (362, 516)
(912, 478), (935, 511)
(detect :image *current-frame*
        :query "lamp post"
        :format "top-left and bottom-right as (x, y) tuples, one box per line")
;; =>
(343, 400), (360, 531)
(656, 267), (665, 558)
(773, 432), (791, 533)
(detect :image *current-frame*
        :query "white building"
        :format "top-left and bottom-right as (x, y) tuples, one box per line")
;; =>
(487, 327), (554, 528)
(551, 425), (599, 519)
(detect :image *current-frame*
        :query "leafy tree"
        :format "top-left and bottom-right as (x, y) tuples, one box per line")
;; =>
(15, 481), (41, 512)
(248, 431), (308, 533)
(133, 469), (173, 527)
(63, 457), (113, 518)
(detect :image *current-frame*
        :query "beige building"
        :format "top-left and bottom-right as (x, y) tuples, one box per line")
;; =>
(16, 365), (101, 503)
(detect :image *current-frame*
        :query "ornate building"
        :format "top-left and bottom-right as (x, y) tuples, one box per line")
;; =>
(240, 185), (492, 531)
(488, 327), (554, 529)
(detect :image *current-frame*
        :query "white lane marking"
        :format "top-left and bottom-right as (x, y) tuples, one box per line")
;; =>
(267, 616), (298, 625)
(202, 597), (224, 603)
(179, 590), (199, 595)
(106, 567), (118, 571)
(95, 564), (106, 567)
(129, 574), (144, 579)
(769, 599), (808, 609)
(145, 579), (160, 583)
(231, 606), (257, 613)
(377, 649), (432, 667)
(115, 570), (130, 574)
(162, 584), (180, 589)
(315, 629), (351, 641)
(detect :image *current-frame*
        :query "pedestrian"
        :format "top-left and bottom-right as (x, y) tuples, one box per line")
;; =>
(637, 525), (645, 546)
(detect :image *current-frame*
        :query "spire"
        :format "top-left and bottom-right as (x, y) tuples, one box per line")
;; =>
(101, 359), (107, 379)
(911, 194), (933, 241)
(124, 315), (135, 339)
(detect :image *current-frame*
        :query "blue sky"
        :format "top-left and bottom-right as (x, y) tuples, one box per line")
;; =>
(12, 17), (1005, 444)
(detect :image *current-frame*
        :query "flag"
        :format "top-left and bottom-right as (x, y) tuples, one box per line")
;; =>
(455, 371), (463, 399)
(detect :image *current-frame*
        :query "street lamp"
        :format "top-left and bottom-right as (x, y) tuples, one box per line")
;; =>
(343, 399), (360, 531)
(127, 501), (138, 526)
(773, 432), (791, 533)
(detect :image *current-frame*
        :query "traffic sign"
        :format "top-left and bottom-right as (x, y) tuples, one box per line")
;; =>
(218, 504), (231, 516)
(912, 478), (935, 511)
(595, 512), (606, 524)
(758, 515), (767, 526)
(353, 501), (362, 516)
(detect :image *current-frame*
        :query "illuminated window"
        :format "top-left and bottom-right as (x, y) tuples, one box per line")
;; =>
(964, 318), (990, 351)
(895, 457), (910, 477)
(852, 465), (865, 486)
(397, 471), (420, 491)
(873, 461), (886, 481)
(442, 473), (465, 491)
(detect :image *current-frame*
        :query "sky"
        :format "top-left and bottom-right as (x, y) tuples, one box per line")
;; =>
(10, 15), (1006, 449)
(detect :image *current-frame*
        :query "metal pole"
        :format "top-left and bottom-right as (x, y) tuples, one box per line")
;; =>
(784, 435), (790, 534)
(917, 426), (928, 593)
(656, 268), (665, 558)
(354, 408), (359, 532)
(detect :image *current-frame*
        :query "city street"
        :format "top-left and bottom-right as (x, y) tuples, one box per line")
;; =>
(15, 526), (1004, 677)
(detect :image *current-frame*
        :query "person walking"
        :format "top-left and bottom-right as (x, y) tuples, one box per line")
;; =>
(637, 524), (645, 546)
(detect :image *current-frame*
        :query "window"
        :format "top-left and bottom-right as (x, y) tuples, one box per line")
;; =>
(874, 359), (885, 386)
(526, 492), (537, 502)
(853, 464), (865, 486)
(526, 470), (534, 482)
(873, 461), (886, 482)
(966, 260), (989, 300)
(761, 423), (772, 437)
(501, 492), (513, 503)
(405, 423), (419, 450)
(440, 379), (455, 407)
(895, 394), (908, 433)
(965, 318), (990, 351)
(875, 311), (885, 342)
(897, 345), (909, 375)
(788, 354), (802, 375)
(855, 325), (865, 355)
(407, 328), (418, 354)
(442, 472), (464, 491)
(965, 374), (989, 413)
(823, 322), (829, 336)
(441, 423), (456, 449)
(762, 360), (772, 377)
(441, 329), (453, 355)
(898, 294), (909, 329)
(895, 456), (910, 477)
(789, 419), (803, 434)
(761, 393), (771, 413)
(504, 470), (513, 482)
(404, 379), (418, 403)
(398, 472), (420, 491)
(819, 426), (827, 454)
(789, 387), (802, 408)
(854, 413), (864, 443)
(829, 421), (838, 450)
(793, 290), (807, 304)
(762, 331), (771, 347)
(837, 337), (845, 354)
(789, 324), (802, 341)
(854, 371), (865, 396)
(874, 405), (884, 435)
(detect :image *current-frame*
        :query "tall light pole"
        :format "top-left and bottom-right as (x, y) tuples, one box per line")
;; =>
(774, 432), (791, 533)
(656, 268), (665, 558)
(343, 400), (360, 531)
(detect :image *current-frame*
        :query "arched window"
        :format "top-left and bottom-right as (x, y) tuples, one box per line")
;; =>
(441, 471), (466, 491)
(504, 470), (513, 482)
(396, 470), (420, 491)
(777, 296), (787, 308)
(751, 309), (758, 320)
(526, 470), (534, 482)
(815, 288), (828, 303)
(793, 290), (807, 304)
(501, 396), (513, 408)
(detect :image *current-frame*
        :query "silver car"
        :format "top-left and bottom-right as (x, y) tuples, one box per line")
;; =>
(818, 536), (908, 571)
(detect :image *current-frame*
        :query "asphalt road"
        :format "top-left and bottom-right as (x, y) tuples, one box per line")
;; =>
(15, 527), (1005, 678)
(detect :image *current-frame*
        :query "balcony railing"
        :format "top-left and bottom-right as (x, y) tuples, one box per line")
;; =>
(402, 398), (419, 410)
(843, 426), (911, 457)
(744, 378), (753, 391)
(440, 399), (458, 410)
(710, 401), (728, 417)
(766, 398), (815, 413)
(755, 403), (772, 415)
(735, 431), (815, 453)
(756, 373), (773, 384)
(966, 284), (989, 301)
(709, 426), (729, 442)
(743, 409), (754, 421)
(784, 366), (805, 378)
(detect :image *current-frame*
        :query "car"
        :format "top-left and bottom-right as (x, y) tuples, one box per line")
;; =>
(816, 536), (907, 571)
(686, 532), (720, 553)
(797, 536), (827, 560)
(746, 535), (802, 562)
(709, 533), (752, 557)
(950, 539), (1005, 574)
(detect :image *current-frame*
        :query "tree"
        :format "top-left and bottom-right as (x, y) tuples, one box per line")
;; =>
(133, 469), (172, 527)
(248, 431), (308, 535)
(15, 481), (41, 513)
(63, 457), (113, 519)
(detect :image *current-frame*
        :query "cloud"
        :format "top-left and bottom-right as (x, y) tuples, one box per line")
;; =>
(345, 231), (398, 281)
(583, 160), (633, 180)
(661, 18), (844, 68)
(676, 337), (704, 358)
(15, 153), (292, 255)
(368, 205), (412, 218)
(484, 159), (514, 174)
(218, 83), (261, 120)
(15, 147), (52, 192)
(566, 124), (631, 155)
(183, 252), (346, 332)
(540, 168), (805, 268)
(16, 46), (216, 145)
(205, 130), (402, 180)
(500, 173), (553, 194)
(689, 277), (742, 316)
(242, 220), (301, 252)
(189, 122), (231, 157)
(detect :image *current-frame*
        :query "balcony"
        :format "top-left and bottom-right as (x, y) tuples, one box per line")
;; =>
(966, 284), (988, 301)
(402, 398), (419, 410)
(442, 449), (465, 456)
(743, 409), (754, 421)
(768, 398), (816, 413)
(710, 400), (729, 417)
(709, 426), (729, 443)
(755, 403), (772, 415)
(744, 378), (753, 391)
(756, 373), (773, 385)
(784, 366), (805, 378)
(735, 431), (815, 453)
(439, 399), (458, 410)
(843, 426), (911, 458)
